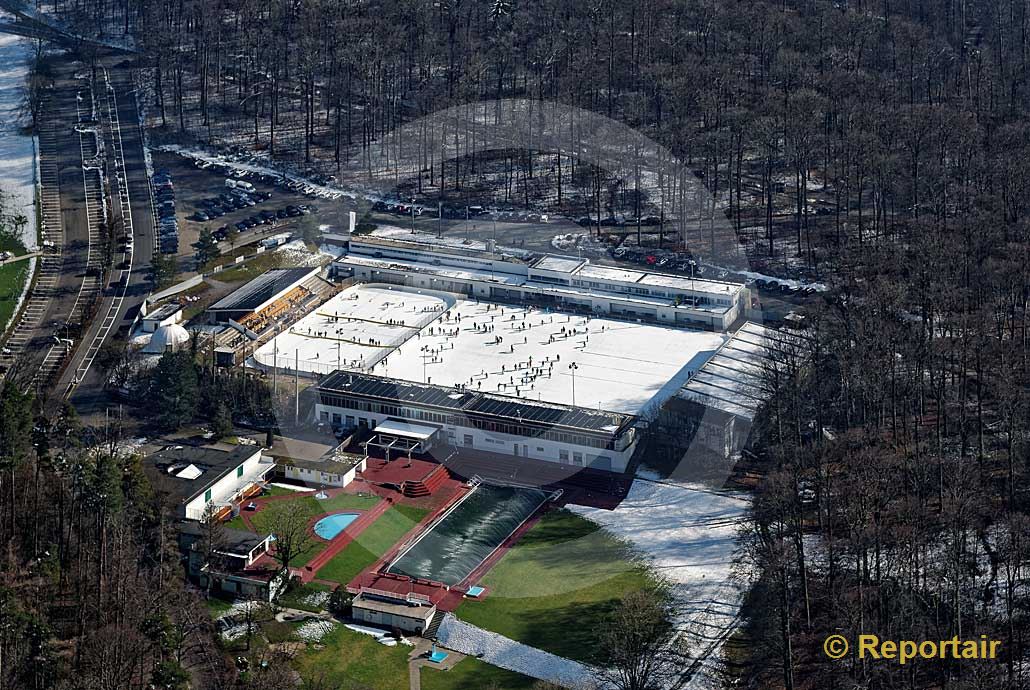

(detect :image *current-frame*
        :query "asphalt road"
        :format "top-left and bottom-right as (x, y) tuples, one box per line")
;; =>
(0, 58), (95, 394)
(65, 58), (155, 418)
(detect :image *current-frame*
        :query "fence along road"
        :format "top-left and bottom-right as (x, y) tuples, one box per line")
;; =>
(63, 66), (137, 398)
(0, 65), (96, 393)
(0, 99), (63, 377)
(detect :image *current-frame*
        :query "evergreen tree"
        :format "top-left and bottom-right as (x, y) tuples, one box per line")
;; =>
(193, 228), (220, 267)
(148, 351), (200, 430)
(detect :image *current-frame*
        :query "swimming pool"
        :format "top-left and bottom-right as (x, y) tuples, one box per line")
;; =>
(314, 512), (360, 540)
(387, 484), (548, 586)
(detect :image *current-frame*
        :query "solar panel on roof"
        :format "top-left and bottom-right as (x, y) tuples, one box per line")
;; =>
(320, 371), (632, 433)
(208, 267), (317, 312)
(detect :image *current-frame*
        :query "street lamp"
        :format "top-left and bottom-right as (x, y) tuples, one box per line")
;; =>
(568, 362), (578, 406)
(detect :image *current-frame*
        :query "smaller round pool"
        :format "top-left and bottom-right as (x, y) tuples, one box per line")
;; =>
(314, 513), (360, 540)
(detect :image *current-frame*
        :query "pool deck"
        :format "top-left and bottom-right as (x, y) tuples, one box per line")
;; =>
(343, 486), (557, 613)
(345, 482), (479, 611)
(298, 498), (394, 579)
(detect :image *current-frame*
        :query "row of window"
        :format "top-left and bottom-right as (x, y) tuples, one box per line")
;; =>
(318, 393), (616, 449)
(320, 394), (449, 425)
(468, 417), (609, 449)
(569, 277), (731, 306)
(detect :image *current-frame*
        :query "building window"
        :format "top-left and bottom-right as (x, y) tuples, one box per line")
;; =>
(204, 489), (212, 503)
(236, 465), (244, 478)
(463, 434), (474, 446)
(559, 450), (569, 464)
(573, 452), (583, 466)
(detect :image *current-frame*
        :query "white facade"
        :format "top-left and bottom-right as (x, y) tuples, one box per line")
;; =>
(315, 395), (636, 473)
(141, 304), (184, 333)
(183, 449), (275, 520)
(334, 237), (747, 331)
(351, 593), (436, 634)
(279, 458), (366, 488)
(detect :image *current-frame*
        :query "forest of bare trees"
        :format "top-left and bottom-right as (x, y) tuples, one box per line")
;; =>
(63, 0), (1030, 265)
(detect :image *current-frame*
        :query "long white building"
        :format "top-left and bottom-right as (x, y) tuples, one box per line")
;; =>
(315, 372), (638, 472)
(332, 234), (748, 331)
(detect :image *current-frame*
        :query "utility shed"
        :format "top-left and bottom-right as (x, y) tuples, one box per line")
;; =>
(351, 591), (437, 635)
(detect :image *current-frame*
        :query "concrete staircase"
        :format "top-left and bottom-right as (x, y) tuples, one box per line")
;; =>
(400, 464), (451, 498)
(424, 609), (446, 640)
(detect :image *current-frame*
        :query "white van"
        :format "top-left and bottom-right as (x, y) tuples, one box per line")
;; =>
(225, 178), (256, 193)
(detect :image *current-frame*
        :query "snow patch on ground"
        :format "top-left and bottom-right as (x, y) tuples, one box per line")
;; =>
(300, 589), (330, 609)
(274, 239), (332, 267)
(436, 614), (608, 689)
(296, 619), (335, 642)
(370, 225), (531, 257)
(2, 255), (34, 338)
(0, 33), (38, 251)
(269, 482), (311, 492)
(343, 622), (398, 646)
(722, 264), (828, 291)
(550, 232), (609, 256)
(568, 472), (751, 690)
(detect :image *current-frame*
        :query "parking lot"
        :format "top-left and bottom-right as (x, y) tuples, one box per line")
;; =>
(150, 151), (356, 268)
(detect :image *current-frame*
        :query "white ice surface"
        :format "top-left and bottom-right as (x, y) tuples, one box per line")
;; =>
(253, 284), (451, 373)
(256, 284), (726, 415)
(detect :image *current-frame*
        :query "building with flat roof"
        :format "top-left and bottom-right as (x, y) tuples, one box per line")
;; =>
(350, 589), (437, 634)
(141, 302), (183, 333)
(275, 456), (367, 488)
(179, 522), (286, 601)
(332, 234), (748, 331)
(145, 444), (275, 520)
(207, 266), (321, 323)
(316, 371), (638, 472)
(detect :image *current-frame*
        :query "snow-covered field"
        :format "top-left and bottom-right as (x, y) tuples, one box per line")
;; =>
(371, 225), (533, 258)
(255, 283), (726, 415)
(570, 473), (751, 690)
(0, 33), (38, 250)
(437, 614), (608, 689)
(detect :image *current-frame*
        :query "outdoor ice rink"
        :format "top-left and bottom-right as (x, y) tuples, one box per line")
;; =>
(255, 283), (727, 416)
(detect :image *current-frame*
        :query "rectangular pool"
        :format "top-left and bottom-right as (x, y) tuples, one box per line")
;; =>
(386, 484), (548, 586)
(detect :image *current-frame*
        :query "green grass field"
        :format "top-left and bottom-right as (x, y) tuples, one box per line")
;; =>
(211, 252), (283, 282)
(295, 627), (536, 690)
(226, 492), (381, 567)
(0, 232), (29, 334)
(295, 627), (412, 690)
(315, 504), (428, 584)
(0, 261), (28, 333)
(456, 509), (660, 664)
(420, 657), (537, 690)
(226, 491), (380, 533)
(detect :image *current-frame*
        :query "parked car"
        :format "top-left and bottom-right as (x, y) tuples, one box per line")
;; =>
(225, 178), (256, 193)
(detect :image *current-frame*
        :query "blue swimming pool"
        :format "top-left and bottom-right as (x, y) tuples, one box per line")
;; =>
(314, 512), (360, 540)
